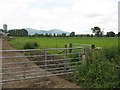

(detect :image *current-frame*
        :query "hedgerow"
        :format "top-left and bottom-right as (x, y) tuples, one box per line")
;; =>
(75, 46), (120, 88)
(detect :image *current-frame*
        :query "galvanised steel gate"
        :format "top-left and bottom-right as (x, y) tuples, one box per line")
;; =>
(0, 47), (85, 83)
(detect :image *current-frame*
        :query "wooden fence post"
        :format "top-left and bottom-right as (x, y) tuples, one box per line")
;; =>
(91, 44), (95, 49)
(69, 43), (72, 53)
(82, 47), (87, 65)
(65, 44), (68, 53)
(45, 51), (47, 77)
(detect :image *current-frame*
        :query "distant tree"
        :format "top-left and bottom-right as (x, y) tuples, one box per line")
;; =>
(106, 31), (116, 37)
(56, 34), (62, 37)
(91, 26), (103, 37)
(62, 33), (66, 37)
(75, 34), (80, 37)
(91, 34), (94, 37)
(118, 32), (120, 37)
(44, 33), (48, 37)
(70, 32), (75, 37)
(0, 29), (3, 32)
(48, 33), (52, 37)
(77, 34), (82, 37)
(21, 29), (28, 36)
(53, 33), (56, 37)
(40, 34), (44, 37)
(87, 34), (90, 37)
(8, 29), (28, 37)
(33, 33), (39, 37)
(28, 35), (32, 37)
(59, 34), (62, 37)
(57, 34), (59, 37)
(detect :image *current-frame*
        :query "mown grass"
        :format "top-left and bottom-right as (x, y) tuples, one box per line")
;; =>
(8, 37), (118, 49)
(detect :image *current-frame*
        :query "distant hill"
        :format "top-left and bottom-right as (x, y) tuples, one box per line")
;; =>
(25, 28), (70, 35)
(24, 28), (41, 35)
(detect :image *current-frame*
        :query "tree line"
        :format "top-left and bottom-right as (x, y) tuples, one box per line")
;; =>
(28, 31), (120, 37)
(7, 29), (28, 37)
(3, 27), (120, 37)
(91, 26), (120, 37)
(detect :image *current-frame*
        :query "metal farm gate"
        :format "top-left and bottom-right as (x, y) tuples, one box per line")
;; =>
(0, 44), (92, 83)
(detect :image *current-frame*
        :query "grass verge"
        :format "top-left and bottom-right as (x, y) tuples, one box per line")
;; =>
(75, 46), (120, 88)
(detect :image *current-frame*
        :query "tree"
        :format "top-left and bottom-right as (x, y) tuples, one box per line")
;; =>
(70, 32), (75, 37)
(87, 34), (90, 37)
(118, 32), (120, 37)
(45, 33), (49, 37)
(33, 33), (39, 37)
(53, 33), (56, 37)
(56, 34), (62, 37)
(0, 29), (3, 32)
(8, 29), (28, 37)
(91, 26), (103, 37)
(48, 33), (52, 37)
(40, 34), (44, 37)
(106, 31), (116, 37)
(91, 34), (94, 37)
(62, 33), (66, 37)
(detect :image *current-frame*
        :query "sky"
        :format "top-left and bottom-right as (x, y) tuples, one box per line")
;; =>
(0, 0), (119, 34)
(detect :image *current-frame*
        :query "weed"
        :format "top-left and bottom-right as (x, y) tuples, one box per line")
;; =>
(23, 42), (39, 49)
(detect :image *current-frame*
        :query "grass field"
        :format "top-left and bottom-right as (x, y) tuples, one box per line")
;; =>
(7, 37), (119, 88)
(8, 37), (118, 49)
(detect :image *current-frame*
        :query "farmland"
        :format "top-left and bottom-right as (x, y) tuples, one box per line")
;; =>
(6, 37), (120, 88)
(8, 37), (118, 49)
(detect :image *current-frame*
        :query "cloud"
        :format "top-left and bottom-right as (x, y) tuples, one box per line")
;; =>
(0, 0), (118, 34)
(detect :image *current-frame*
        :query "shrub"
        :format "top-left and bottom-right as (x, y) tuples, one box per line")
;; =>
(23, 42), (39, 49)
(33, 42), (39, 47)
(75, 46), (120, 88)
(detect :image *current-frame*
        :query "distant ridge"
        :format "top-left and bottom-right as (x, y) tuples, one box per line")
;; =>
(25, 28), (70, 35)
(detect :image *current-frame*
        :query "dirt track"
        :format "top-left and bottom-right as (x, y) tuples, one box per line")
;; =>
(1, 39), (81, 88)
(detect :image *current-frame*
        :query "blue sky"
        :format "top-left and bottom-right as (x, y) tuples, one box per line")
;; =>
(29, 0), (72, 9)
(0, 0), (119, 34)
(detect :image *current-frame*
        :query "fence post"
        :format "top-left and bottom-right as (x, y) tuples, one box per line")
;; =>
(64, 50), (67, 74)
(82, 47), (87, 65)
(23, 61), (26, 80)
(78, 49), (81, 63)
(45, 51), (47, 77)
(91, 44), (95, 49)
(69, 43), (72, 53)
(65, 44), (67, 53)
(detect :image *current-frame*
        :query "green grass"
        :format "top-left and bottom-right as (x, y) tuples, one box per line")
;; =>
(8, 37), (118, 49)
(7, 37), (119, 88)
(75, 46), (120, 88)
